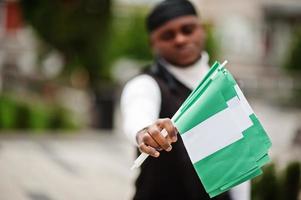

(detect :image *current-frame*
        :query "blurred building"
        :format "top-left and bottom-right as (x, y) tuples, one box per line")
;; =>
(194, 0), (301, 75)
(0, 0), (38, 93)
(0, 0), (90, 127)
(0, 0), (65, 91)
(192, 0), (301, 101)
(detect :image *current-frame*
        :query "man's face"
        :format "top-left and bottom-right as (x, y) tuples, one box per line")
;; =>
(150, 15), (205, 67)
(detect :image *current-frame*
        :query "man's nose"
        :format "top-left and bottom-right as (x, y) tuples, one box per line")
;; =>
(174, 33), (188, 46)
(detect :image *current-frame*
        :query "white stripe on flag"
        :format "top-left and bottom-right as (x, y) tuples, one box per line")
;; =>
(181, 96), (253, 163)
(227, 96), (253, 133)
(234, 85), (254, 116)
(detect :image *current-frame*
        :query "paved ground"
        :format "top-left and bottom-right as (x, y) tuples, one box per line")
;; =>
(0, 99), (300, 200)
(0, 132), (137, 200)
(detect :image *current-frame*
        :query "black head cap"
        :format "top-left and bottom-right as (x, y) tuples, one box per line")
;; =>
(146, 0), (198, 33)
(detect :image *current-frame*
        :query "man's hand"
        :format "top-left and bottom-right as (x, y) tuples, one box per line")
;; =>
(136, 118), (178, 157)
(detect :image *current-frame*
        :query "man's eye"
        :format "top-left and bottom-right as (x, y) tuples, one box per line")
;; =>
(181, 24), (196, 35)
(160, 31), (175, 41)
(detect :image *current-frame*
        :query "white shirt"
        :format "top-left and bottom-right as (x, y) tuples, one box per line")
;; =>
(120, 51), (250, 200)
(121, 52), (210, 145)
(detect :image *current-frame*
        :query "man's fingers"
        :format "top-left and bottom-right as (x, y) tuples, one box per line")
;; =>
(136, 118), (178, 156)
(148, 125), (172, 152)
(142, 134), (160, 149)
(139, 143), (160, 157)
(156, 118), (178, 142)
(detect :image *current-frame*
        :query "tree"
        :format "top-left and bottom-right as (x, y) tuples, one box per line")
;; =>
(20, 0), (113, 128)
(21, 0), (112, 79)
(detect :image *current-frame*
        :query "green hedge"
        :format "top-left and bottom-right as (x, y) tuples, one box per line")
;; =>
(285, 28), (301, 71)
(0, 96), (18, 129)
(0, 95), (78, 131)
(252, 162), (301, 200)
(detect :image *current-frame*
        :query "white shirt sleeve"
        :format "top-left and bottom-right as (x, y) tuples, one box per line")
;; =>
(229, 181), (251, 200)
(120, 74), (161, 145)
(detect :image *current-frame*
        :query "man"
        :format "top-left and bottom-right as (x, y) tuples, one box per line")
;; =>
(121, 0), (250, 199)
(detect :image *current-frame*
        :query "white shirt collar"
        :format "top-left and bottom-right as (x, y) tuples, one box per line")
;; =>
(159, 51), (210, 90)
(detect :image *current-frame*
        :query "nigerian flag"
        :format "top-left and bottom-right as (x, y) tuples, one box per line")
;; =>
(172, 61), (272, 197)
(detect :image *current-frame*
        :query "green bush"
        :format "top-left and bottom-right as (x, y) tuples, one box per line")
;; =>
(285, 28), (301, 71)
(280, 162), (301, 200)
(252, 164), (280, 200)
(16, 102), (31, 130)
(0, 96), (18, 129)
(252, 162), (301, 200)
(0, 95), (79, 132)
(49, 107), (78, 130)
(104, 10), (152, 66)
(28, 104), (52, 131)
(203, 23), (220, 65)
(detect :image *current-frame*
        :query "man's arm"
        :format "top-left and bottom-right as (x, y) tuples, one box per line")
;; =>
(120, 74), (178, 155)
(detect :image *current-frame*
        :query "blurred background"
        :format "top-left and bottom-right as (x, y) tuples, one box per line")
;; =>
(0, 0), (300, 199)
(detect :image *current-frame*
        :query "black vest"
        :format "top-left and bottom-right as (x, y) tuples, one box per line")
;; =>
(133, 61), (231, 200)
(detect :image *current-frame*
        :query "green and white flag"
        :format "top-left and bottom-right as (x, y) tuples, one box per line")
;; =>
(172, 61), (272, 197)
